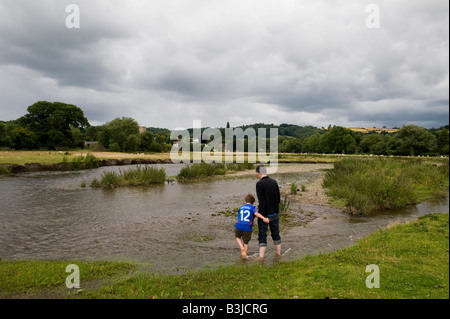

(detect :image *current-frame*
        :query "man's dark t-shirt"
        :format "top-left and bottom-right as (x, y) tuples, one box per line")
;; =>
(256, 176), (280, 217)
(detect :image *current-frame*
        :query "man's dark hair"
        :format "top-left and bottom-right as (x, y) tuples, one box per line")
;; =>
(256, 165), (267, 175)
(245, 194), (256, 204)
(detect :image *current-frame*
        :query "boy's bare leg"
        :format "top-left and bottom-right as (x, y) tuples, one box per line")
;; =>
(236, 238), (244, 250)
(236, 238), (247, 258)
(242, 244), (248, 258)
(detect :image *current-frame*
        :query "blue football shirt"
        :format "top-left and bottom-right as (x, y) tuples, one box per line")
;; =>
(235, 204), (257, 232)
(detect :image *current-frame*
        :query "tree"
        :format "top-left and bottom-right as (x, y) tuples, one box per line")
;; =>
(140, 131), (154, 151)
(19, 101), (89, 149)
(109, 142), (121, 152)
(438, 129), (449, 155)
(285, 138), (303, 153)
(99, 117), (139, 151)
(393, 125), (438, 155)
(302, 133), (323, 153)
(124, 134), (140, 153)
(360, 134), (389, 155)
(320, 126), (357, 154)
(0, 122), (13, 148)
(10, 127), (37, 149)
(71, 126), (85, 148)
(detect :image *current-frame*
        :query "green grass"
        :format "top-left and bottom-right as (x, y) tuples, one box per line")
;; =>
(2, 214), (447, 299)
(0, 260), (135, 298)
(0, 165), (10, 175)
(90, 165), (167, 188)
(290, 182), (297, 195)
(323, 158), (449, 215)
(177, 162), (255, 181)
(84, 213), (450, 299)
(70, 153), (100, 170)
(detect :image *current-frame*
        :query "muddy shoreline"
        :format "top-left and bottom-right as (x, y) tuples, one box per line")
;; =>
(2, 159), (332, 174)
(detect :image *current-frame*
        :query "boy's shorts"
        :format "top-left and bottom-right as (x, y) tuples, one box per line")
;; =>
(235, 228), (252, 245)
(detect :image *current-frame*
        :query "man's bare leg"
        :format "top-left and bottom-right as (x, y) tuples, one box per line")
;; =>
(258, 246), (266, 260)
(275, 244), (282, 257)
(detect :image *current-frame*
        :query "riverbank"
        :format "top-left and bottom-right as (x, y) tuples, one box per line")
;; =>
(0, 151), (172, 173)
(1, 213), (447, 299)
(2, 150), (446, 174)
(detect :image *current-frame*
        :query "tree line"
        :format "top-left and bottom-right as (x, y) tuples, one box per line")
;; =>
(0, 101), (172, 152)
(279, 125), (449, 156)
(0, 101), (448, 156)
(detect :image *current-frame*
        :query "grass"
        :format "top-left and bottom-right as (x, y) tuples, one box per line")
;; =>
(90, 165), (167, 188)
(68, 153), (100, 170)
(1, 150), (447, 166)
(1, 213), (447, 299)
(290, 182), (297, 195)
(0, 150), (172, 165)
(177, 162), (255, 181)
(73, 213), (450, 299)
(0, 260), (135, 298)
(323, 158), (449, 215)
(0, 165), (10, 175)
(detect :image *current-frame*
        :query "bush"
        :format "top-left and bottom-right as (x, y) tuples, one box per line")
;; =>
(176, 162), (255, 181)
(90, 165), (167, 188)
(71, 153), (99, 170)
(0, 166), (10, 175)
(177, 162), (226, 180)
(290, 182), (297, 195)
(323, 158), (449, 215)
(109, 142), (121, 152)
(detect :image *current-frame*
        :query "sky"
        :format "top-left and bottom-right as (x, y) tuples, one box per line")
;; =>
(0, 0), (448, 130)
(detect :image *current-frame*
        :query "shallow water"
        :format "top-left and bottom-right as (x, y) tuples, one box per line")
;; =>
(0, 164), (448, 273)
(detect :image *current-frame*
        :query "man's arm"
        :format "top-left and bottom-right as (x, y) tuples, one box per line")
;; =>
(256, 181), (266, 214)
(276, 180), (281, 204)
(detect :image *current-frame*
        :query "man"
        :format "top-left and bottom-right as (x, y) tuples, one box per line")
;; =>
(255, 165), (281, 259)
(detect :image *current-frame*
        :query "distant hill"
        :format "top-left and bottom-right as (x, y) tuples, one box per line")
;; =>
(145, 127), (170, 134)
(348, 127), (399, 134)
(147, 123), (448, 139)
(232, 123), (324, 139)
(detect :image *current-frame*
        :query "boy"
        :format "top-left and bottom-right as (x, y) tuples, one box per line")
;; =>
(235, 194), (269, 258)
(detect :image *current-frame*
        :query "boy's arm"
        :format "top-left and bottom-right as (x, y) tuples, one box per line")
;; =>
(254, 211), (269, 223)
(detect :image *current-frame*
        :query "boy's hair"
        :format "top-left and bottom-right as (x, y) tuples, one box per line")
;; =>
(245, 194), (256, 204)
(256, 165), (267, 175)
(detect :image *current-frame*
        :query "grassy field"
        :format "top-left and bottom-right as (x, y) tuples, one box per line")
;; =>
(1, 213), (448, 299)
(1, 150), (448, 166)
(0, 150), (172, 165)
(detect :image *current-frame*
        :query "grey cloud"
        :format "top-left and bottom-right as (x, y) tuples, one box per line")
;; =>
(0, 0), (448, 129)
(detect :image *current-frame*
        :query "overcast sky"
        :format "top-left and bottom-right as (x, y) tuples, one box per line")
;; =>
(0, 0), (448, 129)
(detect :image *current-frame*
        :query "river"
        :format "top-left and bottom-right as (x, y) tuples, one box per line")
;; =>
(0, 164), (448, 273)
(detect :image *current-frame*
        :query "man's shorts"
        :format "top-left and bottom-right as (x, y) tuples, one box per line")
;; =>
(235, 228), (252, 245)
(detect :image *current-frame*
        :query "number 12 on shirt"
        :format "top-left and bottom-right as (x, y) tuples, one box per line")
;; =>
(239, 209), (252, 223)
